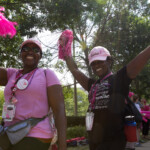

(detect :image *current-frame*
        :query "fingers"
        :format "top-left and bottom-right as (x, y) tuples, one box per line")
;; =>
(59, 36), (68, 47)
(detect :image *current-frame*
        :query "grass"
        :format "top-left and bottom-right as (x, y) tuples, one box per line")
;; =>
(67, 145), (89, 150)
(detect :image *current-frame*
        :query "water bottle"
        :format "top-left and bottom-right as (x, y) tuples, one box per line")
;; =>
(124, 116), (137, 142)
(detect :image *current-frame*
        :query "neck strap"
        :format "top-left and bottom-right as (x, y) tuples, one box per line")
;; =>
(89, 72), (112, 110)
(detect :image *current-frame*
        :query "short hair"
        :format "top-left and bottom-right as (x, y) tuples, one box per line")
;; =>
(106, 56), (114, 69)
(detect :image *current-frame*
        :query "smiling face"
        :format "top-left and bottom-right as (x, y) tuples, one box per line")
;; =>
(20, 43), (42, 70)
(90, 60), (111, 78)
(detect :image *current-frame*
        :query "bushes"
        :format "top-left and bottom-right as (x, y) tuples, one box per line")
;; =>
(67, 116), (85, 127)
(67, 125), (88, 139)
(66, 116), (87, 139)
(0, 89), (4, 115)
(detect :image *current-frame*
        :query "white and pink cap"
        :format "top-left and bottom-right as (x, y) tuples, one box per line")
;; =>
(20, 38), (42, 52)
(88, 46), (111, 65)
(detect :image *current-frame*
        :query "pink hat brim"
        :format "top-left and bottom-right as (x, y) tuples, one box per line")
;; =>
(89, 56), (107, 65)
(21, 40), (42, 51)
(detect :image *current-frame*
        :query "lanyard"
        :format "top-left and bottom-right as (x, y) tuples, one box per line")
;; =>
(9, 68), (38, 103)
(89, 72), (112, 110)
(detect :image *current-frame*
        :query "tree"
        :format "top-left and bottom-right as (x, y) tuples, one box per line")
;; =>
(77, 88), (88, 116)
(55, 0), (150, 98)
(63, 86), (88, 116)
(0, 35), (23, 68)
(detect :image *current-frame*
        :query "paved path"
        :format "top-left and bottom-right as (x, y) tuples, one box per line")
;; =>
(135, 140), (150, 150)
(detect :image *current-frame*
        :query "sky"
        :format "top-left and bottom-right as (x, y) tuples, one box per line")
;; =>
(36, 30), (80, 88)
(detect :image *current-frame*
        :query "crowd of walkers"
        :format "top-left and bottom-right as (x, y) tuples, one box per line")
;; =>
(125, 92), (150, 150)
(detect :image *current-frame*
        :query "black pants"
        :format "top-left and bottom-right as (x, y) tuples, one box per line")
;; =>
(0, 132), (11, 150)
(89, 140), (126, 150)
(0, 136), (50, 150)
(88, 123), (126, 150)
(142, 119), (150, 136)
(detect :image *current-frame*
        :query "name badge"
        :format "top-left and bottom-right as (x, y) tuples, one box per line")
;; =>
(85, 112), (94, 131)
(2, 103), (16, 122)
(16, 79), (28, 90)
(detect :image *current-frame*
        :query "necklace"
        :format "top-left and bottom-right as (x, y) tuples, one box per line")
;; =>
(89, 72), (112, 110)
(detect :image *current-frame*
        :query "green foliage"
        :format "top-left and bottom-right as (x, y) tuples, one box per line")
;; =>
(63, 86), (74, 116)
(0, 35), (23, 68)
(77, 89), (88, 116)
(63, 87), (88, 116)
(67, 125), (88, 139)
(131, 64), (150, 100)
(0, 88), (4, 115)
(67, 116), (85, 127)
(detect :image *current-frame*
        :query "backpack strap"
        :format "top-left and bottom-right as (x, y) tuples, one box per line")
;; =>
(125, 96), (142, 123)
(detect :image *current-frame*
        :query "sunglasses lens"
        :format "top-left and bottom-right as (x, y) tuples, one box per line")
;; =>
(32, 48), (40, 53)
(21, 47), (40, 53)
(21, 47), (29, 52)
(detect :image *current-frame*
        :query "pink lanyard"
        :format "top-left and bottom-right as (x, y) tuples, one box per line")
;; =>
(89, 72), (112, 110)
(10, 68), (38, 103)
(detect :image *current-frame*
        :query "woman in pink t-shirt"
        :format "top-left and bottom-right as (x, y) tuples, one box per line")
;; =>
(0, 39), (67, 150)
(141, 99), (150, 140)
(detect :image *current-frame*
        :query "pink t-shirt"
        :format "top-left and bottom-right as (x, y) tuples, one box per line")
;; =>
(141, 105), (150, 119)
(4, 68), (60, 139)
(141, 105), (150, 111)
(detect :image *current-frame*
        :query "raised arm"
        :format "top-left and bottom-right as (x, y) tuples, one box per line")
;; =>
(127, 46), (150, 79)
(0, 68), (8, 86)
(58, 32), (90, 91)
(47, 84), (67, 150)
(64, 56), (90, 91)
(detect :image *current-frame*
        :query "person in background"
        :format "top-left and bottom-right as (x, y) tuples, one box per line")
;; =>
(128, 92), (134, 100)
(132, 94), (142, 147)
(0, 38), (67, 150)
(59, 32), (150, 150)
(141, 99), (150, 140)
(136, 99), (143, 110)
(132, 94), (141, 112)
(125, 92), (136, 150)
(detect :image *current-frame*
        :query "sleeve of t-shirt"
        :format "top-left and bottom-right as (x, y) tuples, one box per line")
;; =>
(7, 68), (18, 80)
(45, 69), (61, 87)
(114, 66), (132, 96)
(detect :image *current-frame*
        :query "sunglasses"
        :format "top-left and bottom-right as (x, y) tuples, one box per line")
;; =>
(21, 46), (41, 53)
